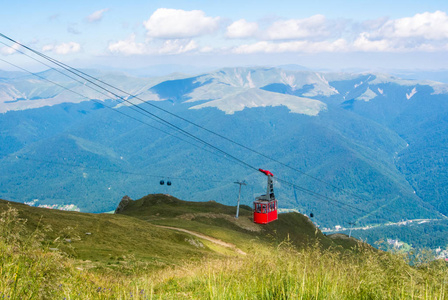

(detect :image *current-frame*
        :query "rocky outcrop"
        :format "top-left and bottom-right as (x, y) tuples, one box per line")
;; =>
(114, 195), (132, 214)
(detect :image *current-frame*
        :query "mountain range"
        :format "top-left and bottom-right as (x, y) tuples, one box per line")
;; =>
(1, 66), (447, 237)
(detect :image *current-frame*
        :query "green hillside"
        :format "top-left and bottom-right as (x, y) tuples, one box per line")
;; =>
(1, 102), (438, 227)
(0, 193), (358, 262)
(116, 193), (356, 250)
(0, 193), (355, 273)
(0, 194), (345, 266)
(1, 196), (447, 299)
(0, 198), (219, 266)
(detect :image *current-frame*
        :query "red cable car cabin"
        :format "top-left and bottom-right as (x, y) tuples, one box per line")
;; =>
(253, 169), (278, 224)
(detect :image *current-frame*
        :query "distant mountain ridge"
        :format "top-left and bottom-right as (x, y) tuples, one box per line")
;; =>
(2, 66), (447, 114)
(0, 66), (447, 235)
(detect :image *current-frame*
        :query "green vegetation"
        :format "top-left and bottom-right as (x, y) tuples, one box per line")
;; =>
(0, 199), (222, 265)
(1, 195), (447, 299)
(117, 194), (353, 251)
(2, 69), (448, 252)
(1, 77), (442, 229)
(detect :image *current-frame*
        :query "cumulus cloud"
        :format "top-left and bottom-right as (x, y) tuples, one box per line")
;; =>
(108, 34), (146, 55)
(233, 39), (348, 54)
(379, 11), (448, 40)
(144, 8), (220, 39)
(108, 35), (198, 55)
(0, 43), (20, 55)
(86, 8), (110, 23)
(228, 11), (448, 53)
(354, 11), (448, 52)
(158, 39), (198, 54)
(265, 14), (331, 40)
(226, 19), (259, 38)
(353, 33), (393, 52)
(199, 46), (214, 53)
(42, 42), (81, 54)
(106, 10), (448, 57)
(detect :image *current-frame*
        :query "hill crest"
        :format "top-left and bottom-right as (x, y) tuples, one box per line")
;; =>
(0, 194), (360, 265)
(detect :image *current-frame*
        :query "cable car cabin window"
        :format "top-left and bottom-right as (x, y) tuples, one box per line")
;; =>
(255, 203), (261, 213)
(262, 204), (267, 213)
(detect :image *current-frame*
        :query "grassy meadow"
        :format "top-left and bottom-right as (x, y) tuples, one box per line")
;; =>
(0, 197), (447, 299)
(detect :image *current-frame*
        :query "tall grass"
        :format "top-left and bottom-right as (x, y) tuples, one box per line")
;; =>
(0, 205), (98, 299)
(1, 205), (447, 299)
(148, 241), (447, 299)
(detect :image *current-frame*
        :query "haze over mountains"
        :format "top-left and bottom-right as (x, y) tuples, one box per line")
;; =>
(1, 66), (447, 233)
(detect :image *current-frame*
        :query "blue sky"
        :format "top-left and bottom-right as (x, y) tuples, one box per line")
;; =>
(2, 0), (448, 72)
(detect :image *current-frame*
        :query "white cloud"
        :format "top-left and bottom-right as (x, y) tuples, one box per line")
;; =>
(380, 11), (448, 40)
(1, 43), (20, 55)
(107, 10), (448, 57)
(158, 39), (198, 54)
(144, 8), (220, 39)
(108, 35), (198, 55)
(108, 34), (146, 55)
(353, 33), (447, 52)
(233, 39), (348, 54)
(42, 42), (81, 54)
(199, 46), (214, 53)
(353, 33), (393, 52)
(86, 8), (110, 23)
(354, 11), (448, 52)
(265, 15), (330, 40)
(226, 19), (259, 39)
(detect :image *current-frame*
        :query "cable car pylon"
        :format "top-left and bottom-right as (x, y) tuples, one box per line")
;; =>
(234, 180), (247, 218)
(347, 221), (356, 238)
(253, 169), (278, 224)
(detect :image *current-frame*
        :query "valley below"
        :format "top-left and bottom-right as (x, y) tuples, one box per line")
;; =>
(1, 66), (448, 250)
(1, 66), (448, 298)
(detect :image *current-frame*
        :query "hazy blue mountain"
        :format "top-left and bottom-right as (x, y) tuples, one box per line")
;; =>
(391, 69), (448, 84)
(0, 67), (447, 235)
(0, 70), (26, 79)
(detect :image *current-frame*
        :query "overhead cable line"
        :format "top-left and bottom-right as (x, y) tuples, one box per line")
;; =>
(0, 34), (412, 224)
(0, 32), (375, 204)
(274, 177), (392, 224)
(3, 34), (414, 221)
(0, 57), (250, 170)
(0, 41), (202, 143)
(0, 37), (259, 173)
(0, 52), (371, 221)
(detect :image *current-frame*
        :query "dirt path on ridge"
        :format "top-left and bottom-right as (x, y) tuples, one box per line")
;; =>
(154, 225), (247, 255)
